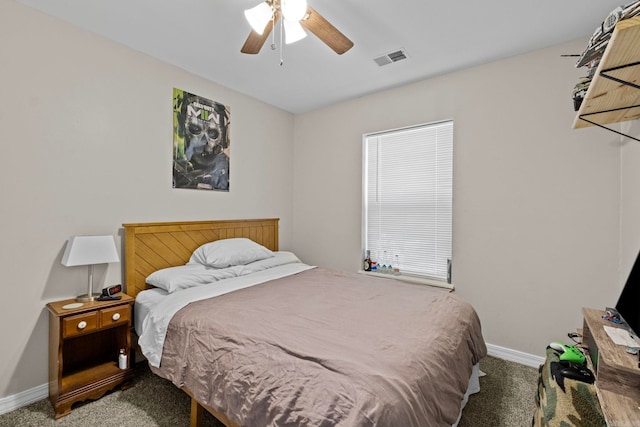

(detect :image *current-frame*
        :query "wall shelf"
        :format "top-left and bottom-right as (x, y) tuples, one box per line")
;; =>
(574, 16), (640, 141)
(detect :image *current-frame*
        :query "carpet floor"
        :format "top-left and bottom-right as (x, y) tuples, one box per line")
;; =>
(0, 356), (538, 426)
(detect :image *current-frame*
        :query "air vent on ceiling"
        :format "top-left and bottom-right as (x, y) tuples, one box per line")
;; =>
(374, 48), (409, 67)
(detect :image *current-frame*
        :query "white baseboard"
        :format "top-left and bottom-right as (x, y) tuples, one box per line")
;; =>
(0, 383), (48, 415)
(487, 343), (545, 368)
(0, 344), (543, 415)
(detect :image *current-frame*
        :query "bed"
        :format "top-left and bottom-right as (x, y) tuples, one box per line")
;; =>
(123, 218), (487, 427)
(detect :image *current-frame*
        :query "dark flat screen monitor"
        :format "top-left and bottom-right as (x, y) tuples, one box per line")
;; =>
(616, 249), (640, 340)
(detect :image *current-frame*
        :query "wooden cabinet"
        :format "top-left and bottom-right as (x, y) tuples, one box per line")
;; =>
(573, 16), (640, 138)
(582, 308), (640, 426)
(47, 294), (134, 419)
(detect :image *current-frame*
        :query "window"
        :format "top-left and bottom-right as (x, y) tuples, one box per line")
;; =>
(363, 120), (453, 282)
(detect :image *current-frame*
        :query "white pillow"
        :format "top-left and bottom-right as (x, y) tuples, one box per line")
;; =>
(145, 264), (238, 293)
(188, 237), (274, 268)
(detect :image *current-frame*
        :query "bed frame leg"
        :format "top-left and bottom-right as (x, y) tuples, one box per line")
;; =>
(190, 397), (204, 427)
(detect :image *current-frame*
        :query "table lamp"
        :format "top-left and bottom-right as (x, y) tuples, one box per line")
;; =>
(61, 235), (120, 302)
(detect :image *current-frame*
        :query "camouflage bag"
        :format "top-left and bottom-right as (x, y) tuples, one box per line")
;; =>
(533, 347), (606, 427)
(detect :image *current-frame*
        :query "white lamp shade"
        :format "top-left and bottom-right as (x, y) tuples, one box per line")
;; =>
(281, 0), (307, 21)
(284, 19), (307, 44)
(244, 2), (273, 35)
(61, 235), (120, 267)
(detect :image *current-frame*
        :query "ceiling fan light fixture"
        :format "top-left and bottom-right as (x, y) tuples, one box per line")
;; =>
(283, 18), (307, 44)
(244, 2), (273, 35)
(281, 0), (307, 21)
(240, 0), (353, 56)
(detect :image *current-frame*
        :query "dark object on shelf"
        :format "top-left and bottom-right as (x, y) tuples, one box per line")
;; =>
(576, 1), (640, 68)
(572, 76), (591, 111)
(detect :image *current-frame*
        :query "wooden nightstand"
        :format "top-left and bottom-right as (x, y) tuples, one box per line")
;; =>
(46, 294), (134, 419)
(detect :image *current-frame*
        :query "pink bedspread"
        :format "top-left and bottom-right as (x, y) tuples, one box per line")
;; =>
(151, 268), (486, 426)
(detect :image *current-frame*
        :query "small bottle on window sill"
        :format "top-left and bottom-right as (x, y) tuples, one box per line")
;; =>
(393, 255), (400, 275)
(363, 250), (372, 272)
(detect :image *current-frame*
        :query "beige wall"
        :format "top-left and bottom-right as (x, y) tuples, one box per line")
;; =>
(292, 39), (623, 357)
(0, 1), (294, 398)
(3, 0), (639, 404)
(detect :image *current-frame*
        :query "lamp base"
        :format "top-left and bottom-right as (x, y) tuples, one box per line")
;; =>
(76, 293), (102, 302)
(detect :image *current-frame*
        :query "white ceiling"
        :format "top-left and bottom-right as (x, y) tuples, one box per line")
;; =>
(17, 0), (624, 114)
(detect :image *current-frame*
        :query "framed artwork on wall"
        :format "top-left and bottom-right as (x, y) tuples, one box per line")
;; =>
(172, 88), (230, 191)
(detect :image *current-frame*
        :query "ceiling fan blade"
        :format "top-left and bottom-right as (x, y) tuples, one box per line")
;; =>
(300, 6), (353, 55)
(241, 13), (279, 54)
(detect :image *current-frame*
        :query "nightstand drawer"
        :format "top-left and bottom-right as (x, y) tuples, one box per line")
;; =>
(100, 305), (130, 327)
(62, 312), (98, 338)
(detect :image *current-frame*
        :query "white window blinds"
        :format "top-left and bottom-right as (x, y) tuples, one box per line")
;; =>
(363, 120), (453, 281)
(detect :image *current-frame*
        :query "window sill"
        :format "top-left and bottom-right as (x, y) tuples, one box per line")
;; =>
(357, 270), (454, 291)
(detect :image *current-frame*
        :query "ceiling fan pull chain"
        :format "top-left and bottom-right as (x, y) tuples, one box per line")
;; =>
(270, 13), (276, 51)
(279, 17), (284, 66)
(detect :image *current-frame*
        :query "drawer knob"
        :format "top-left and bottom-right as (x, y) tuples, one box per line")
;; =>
(77, 321), (87, 330)
(112, 313), (121, 321)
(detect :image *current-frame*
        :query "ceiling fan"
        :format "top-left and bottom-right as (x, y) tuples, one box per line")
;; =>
(241, 0), (354, 55)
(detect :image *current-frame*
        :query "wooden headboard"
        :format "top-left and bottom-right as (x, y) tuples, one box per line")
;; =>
(122, 218), (279, 298)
